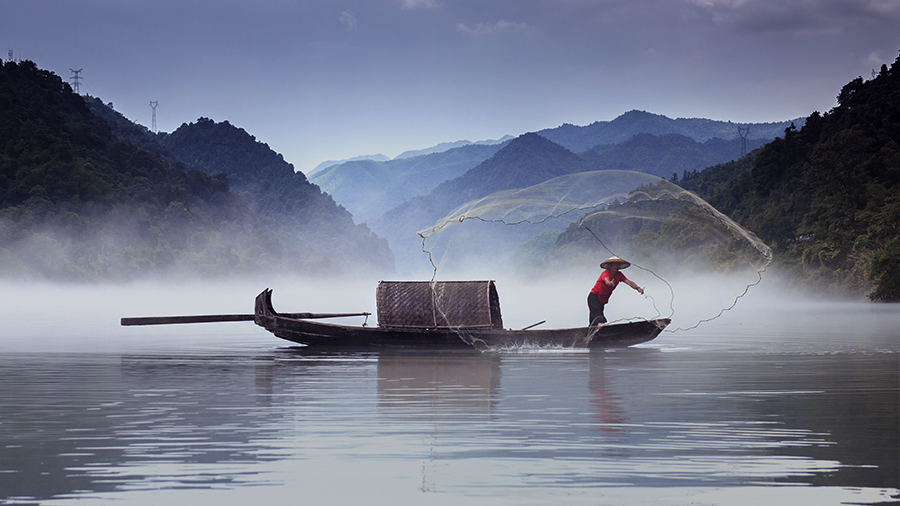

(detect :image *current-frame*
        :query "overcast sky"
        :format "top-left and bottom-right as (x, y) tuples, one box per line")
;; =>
(5, 0), (898, 173)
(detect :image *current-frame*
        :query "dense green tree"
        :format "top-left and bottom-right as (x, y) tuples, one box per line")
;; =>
(680, 52), (900, 300)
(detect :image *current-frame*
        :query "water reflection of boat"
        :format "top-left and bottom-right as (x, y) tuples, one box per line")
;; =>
(255, 282), (669, 351)
(376, 351), (501, 414)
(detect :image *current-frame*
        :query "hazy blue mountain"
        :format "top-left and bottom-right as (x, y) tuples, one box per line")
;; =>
(538, 110), (803, 153)
(371, 133), (589, 270)
(420, 170), (669, 273)
(308, 153), (390, 176)
(394, 136), (513, 159)
(310, 142), (506, 224)
(395, 140), (473, 160)
(583, 133), (770, 179)
(314, 111), (797, 230)
(368, 126), (782, 271)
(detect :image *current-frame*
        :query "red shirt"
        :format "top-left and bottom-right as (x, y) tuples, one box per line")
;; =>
(590, 271), (628, 303)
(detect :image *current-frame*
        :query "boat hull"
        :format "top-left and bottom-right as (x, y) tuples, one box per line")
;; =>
(254, 289), (669, 350)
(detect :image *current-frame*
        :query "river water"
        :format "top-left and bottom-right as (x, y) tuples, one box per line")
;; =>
(0, 280), (897, 505)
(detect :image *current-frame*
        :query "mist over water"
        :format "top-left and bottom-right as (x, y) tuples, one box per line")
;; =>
(0, 277), (897, 505)
(0, 266), (845, 346)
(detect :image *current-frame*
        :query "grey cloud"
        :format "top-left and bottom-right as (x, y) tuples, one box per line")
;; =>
(401, 0), (441, 10)
(340, 10), (358, 31)
(688, 0), (900, 33)
(456, 19), (530, 35)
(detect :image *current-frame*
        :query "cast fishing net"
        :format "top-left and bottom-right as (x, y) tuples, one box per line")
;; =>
(414, 170), (772, 340)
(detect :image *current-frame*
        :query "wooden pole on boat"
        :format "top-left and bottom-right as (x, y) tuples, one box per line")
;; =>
(121, 312), (371, 326)
(520, 320), (546, 330)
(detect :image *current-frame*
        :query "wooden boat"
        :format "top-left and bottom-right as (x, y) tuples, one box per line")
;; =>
(122, 281), (670, 350)
(254, 284), (669, 351)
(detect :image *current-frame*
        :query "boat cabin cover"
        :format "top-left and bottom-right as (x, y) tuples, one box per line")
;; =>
(376, 281), (504, 330)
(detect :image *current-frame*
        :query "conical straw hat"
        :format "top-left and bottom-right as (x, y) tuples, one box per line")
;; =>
(600, 257), (630, 269)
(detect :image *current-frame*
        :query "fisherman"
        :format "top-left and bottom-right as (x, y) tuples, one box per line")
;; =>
(588, 256), (644, 326)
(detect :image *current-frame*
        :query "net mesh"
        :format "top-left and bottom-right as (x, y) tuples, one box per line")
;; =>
(414, 170), (772, 336)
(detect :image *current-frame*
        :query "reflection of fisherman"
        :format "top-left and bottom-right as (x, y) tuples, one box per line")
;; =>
(588, 257), (644, 326)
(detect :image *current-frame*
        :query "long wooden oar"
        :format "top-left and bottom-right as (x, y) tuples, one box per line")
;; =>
(121, 312), (370, 326)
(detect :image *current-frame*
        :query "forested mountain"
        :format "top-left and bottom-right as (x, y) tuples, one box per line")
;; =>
(159, 118), (394, 273)
(86, 96), (177, 159)
(310, 142), (505, 224)
(0, 60), (392, 279)
(0, 60), (250, 278)
(677, 54), (900, 300)
(537, 110), (803, 153)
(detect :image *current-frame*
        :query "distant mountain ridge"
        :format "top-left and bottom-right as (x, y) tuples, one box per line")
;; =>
(394, 136), (514, 160)
(311, 142), (507, 224)
(316, 110), (800, 236)
(584, 132), (770, 179)
(372, 133), (592, 269)
(309, 135), (516, 176)
(309, 153), (390, 175)
(366, 128), (782, 269)
(537, 110), (803, 153)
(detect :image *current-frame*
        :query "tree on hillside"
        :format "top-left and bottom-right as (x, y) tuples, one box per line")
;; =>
(2, 60), (384, 279)
(160, 118), (394, 273)
(680, 52), (900, 300)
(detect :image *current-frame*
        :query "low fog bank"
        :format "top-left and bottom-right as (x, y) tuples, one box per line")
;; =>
(0, 264), (889, 354)
(0, 209), (396, 284)
(0, 273), (388, 353)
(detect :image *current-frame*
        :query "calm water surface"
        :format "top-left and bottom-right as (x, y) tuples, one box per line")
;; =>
(0, 283), (897, 505)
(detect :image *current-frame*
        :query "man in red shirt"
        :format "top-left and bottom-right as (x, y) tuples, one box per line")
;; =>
(588, 257), (644, 326)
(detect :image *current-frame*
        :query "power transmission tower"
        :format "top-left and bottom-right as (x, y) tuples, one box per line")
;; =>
(738, 125), (750, 158)
(69, 68), (83, 94)
(149, 101), (159, 133)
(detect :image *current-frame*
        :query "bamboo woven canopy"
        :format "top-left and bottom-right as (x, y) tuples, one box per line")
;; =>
(376, 281), (504, 330)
